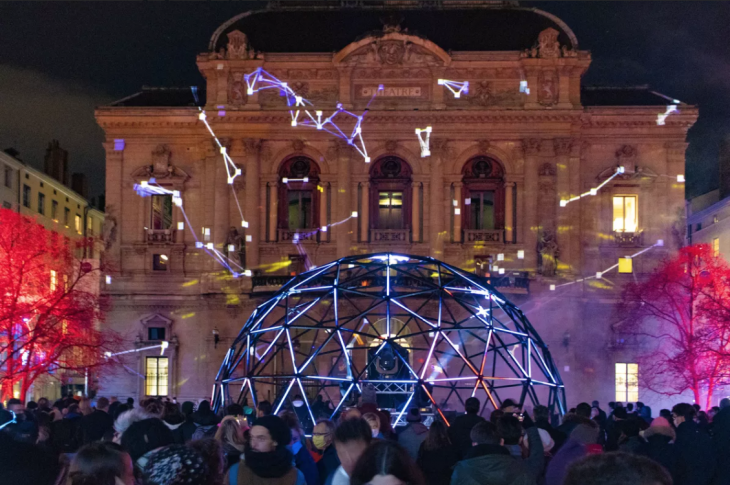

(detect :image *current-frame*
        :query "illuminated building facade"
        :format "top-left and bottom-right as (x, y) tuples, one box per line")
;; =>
(96, 2), (696, 408)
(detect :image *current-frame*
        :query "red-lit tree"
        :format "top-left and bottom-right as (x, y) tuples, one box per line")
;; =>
(0, 208), (117, 402)
(617, 244), (730, 409)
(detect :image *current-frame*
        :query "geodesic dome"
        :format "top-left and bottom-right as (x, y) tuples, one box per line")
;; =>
(213, 253), (565, 425)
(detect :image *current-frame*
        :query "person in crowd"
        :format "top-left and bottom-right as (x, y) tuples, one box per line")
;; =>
(126, 397), (134, 408)
(162, 401), (187, 443)
(108, 397), (120, 417)
(121, 417), (176, 471)
(191, 400), (220, 440)
(533, 404), (567, 452)
(311, 395), (331, 420)
(225, 403), (244, 418)
(67, 441), (135, 485)
(4, 398), (39, 444)
(226, 414), (307, 485)
(112, 403), (129, 422)
(417, 420), (459, 485)
(291, 394), (315, 434)
(258, 400), (273, 418)
(78, 398), (94, 417)
(36, 397), (51, 413)
(450, 421), (532, 485)
(557, 402), (592, 437)
(79, 396), (114, 444)
(179, 401), (198, 442)
(363, 412), (384, 439)
(351, 440), (425, 485)
(496, 414), (525, 459)
(313, 419), (340, 485)
(52, 402), (84, 453)
(142, 443), (210, 485)
(605, 406), (627, 451)
(564, 452), (672, 485)
(327, 417), (373, 485)
(591, 400), (607, 425)
(189, 438), (226, 485)
(490, 409), (505, 424)
(627, 403), (636, 416)
(397, 408), (429, 460)
(143, 399), (164, 417)
(639, 416), (676, 480)
(659, 408), (673, 425)
(672, 402), (716, 485)
(281, 410), (320, 485)
(340, 407), (363, 422)
(636, 402), (652, 424)
(713, 398), (730, 485)
(545, 420), (602, 485)
(112, 407), (154, 444)
(0, 431), (61, 485)
(448, 397), (486, 458)
(215, 415), (246, 469)
(617, 419), (644, 454)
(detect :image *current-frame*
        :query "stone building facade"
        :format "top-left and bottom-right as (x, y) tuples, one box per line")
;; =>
(96, 2), (697, 410)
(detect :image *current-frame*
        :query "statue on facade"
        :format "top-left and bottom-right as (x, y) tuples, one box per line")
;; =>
(537, 229), (559, 277)
(537, 28), (561, 58)
(225, 226), (246, 270)
(226, 30), (252, 60)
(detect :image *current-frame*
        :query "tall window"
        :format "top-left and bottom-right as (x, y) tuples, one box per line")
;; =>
(615, 363), (638, 402)
(469, 191), (496, 230)
(75, 214), (82, 234)
(37, 192), (45, 215)
(613, 195), (637, 233)
(378, 191), (404, 229)
(278, 157), (320, 232)
(87, 216), (93, 235)
(51, 200), (58, 221)
(461, 157), (505, 232)
(22, 184), (30, 208)
(369, 157), (412, 231)
(151, 195), (173, 230)
(145, 357), (169, 396)
(4, 165), (12, 189)
(714, 237), (720, 257)
(64, 208), (70, 227)
(287, 191), (312, 230)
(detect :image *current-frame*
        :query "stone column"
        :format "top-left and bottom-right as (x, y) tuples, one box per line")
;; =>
(453, 182), (462, 243)
(524, 66), (540, 109)
(338, 68), (353, 109)
(336, 141), (352, 258)
(522, 139), (541, 270)
(216, 66), (229, 106)
(243, 138), (262, 268)
(103, 140), (124, 266)
(430, 139), (450, 259)
(505, 182), (514, 243)
(411, 182), (420, 243)
(214, 138), (232, 246)
(558, 66), (573, 109)
(554, 138), (575, 273)
(361, 182), (370, 243)
(269, 182), (278, 242)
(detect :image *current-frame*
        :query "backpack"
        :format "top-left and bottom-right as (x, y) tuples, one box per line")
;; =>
(192, 423), (216, 441)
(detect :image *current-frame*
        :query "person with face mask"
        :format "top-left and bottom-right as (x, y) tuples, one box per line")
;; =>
(313, 419), (340, 485)
(280, 410), (320, 485)
(226, 415), (307, 485)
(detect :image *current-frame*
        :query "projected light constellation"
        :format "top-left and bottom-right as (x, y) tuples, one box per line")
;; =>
(290, 211), (360, 272)
(657, 105), (679, 126)
(437, 79), (469, 98)
(559, 166), (625, 207)
(244, 68), (381, 163)
(415, 126), (432, 157)
(134, 180), (251, 278)
(550, 240), (664, 291)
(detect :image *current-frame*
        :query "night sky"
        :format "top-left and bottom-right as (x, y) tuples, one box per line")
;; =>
(1, 1), (728, 201)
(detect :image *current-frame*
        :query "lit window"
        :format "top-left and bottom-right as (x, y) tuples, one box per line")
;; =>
(714, 237), (720, 257)
(152, 254), (168, 271)
(50, 270), (57, 291)
(87, 216), (93, 235)
(51, 200), (58, 221)
(64, 208), (70, 227)
(615, 363), (639, 402)
(37, 192), (45, 215)
(75, 214), (81, 234)
(613, 196), (637, 233)
(151, 195), (173, 230)
(287, 191), (313, 230)
(145, 357), (169, 396)
(378, 191), (404, 229)
(469, 191), (496, 230)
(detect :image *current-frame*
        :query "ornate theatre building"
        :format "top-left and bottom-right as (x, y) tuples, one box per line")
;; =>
(96, 2), (696, 409)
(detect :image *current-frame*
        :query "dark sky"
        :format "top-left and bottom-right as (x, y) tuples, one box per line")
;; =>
(1, 1), (728, 200)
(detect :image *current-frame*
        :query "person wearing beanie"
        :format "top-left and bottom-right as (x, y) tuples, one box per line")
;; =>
(545, 420), (601, 485)
(397, 408), (429, 460)
(142, 444), (209, 485)
(226, 415), (306, 485)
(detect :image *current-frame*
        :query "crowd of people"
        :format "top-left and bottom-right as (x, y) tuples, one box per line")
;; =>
(1, 391), (727, 485)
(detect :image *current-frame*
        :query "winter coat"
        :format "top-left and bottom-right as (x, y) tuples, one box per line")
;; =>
(674, 420), (716, 485)
(221, 441), (244, 469)
(417, 442), (460, 485)
(293, 441), (320, 485)
(447, 414), (486, 458)
(227, 461), (306, 485)
(398, 422), (429, 460)
(618, 436), (646, 454)
(535, 418), (567, 453)
(713, 407), (730, 485)
(190, 409), (219, 440)
(79, 409), (114, 444)
(641, 430), (676, 480)
(316, 445), (340, 485)
(544, 438), (601, 485)
(450, 444), (534, 485)
(51, 414), (83, 453)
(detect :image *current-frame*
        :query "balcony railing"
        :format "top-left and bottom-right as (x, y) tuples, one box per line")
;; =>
(464, 229), (503, 244)
(252, 275), (294, 292)
(487, 271), (530, 294)
(279, 229), (318, 243)
(371, 229), (409, 242)
(146, 229), (175, 243)
(613, 231), (643, 247)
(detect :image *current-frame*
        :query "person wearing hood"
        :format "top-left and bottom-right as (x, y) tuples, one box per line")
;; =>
(226, 414), (307, 485)
(450, 420), (542, 485)
(313, 419), (340, 485)
(639, 416), (676, 479)
(191, 400), (220, 440)
(545, 420), (602, 485)
(397, 408), (429, 460)
(448, 397), (486, 459)
(161, 401), (187, 443)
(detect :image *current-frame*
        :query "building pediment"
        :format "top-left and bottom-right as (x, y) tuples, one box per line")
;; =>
(334, 32), (451, 67)
(130, 144), (190, 183)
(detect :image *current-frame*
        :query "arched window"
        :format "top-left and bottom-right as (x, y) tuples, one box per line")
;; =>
(278, 157), (320, 233)
(462, 157), (505, 232)
(369, 157), (412, 238)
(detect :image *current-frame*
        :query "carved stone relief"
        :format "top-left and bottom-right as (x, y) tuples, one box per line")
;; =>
(538, 70), (559, 106)
(228, 72), (248, 106)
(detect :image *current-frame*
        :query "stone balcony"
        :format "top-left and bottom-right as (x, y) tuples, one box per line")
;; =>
(464, 229), (503, 244)
(371, 228), (410, 243)
(251, 275), (294, 294)
(613, 231), (643, 247)
(278, 228), (319, 243)
(146, 229), (176, 243)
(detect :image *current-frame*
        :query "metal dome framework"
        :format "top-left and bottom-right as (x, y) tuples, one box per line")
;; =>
(213, 253), (565, 424)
